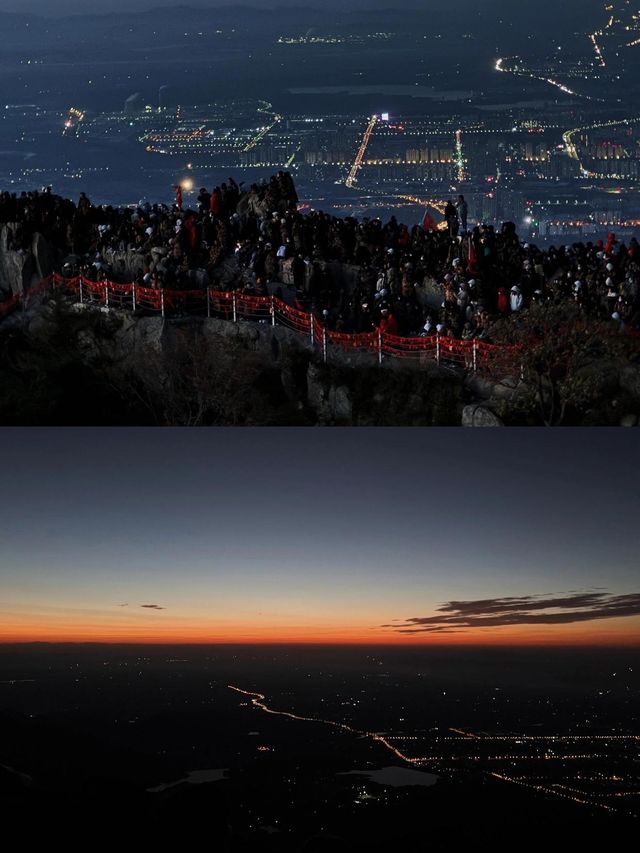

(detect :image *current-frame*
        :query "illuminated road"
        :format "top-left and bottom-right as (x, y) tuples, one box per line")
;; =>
(563, 115), (640, 176)
(285, 144), (301, 168)
(494, 57), (604, 103)
(346, 115), (378, 188)
(396, 194), (446, 215)
(495, 4), (640, 105)
(488, 771), (618, 815)
(342, 117), (449, 222)
(589, 30), (606, 67)
(244, 101), (283, 152)
(228, 684), (417, 765)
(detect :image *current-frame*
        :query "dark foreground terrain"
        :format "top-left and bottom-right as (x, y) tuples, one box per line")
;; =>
(1, 644), (637, 849)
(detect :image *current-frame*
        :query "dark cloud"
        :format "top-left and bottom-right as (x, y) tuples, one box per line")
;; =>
(384, 591), (640, 634)
(140, 604), (166, 610)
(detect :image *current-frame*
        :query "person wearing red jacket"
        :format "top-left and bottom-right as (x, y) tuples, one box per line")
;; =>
(377, 307), (398, 336)
(210, 187), (222, 217)
(497, 286), (509, 314)
(185, 215), (199, 250)
(605, 232), (616, 256)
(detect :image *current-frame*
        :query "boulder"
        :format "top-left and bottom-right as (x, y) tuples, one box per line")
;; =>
(306, 363), (325, 413)
(0, 225), (32, 298)
(31, 232), (55, 281)
(464, 373), (495, 400)
(491, 375), (525, 401)
(620, 365), (640, 401)
(462, 404), (503, 427)
(327, 384), (352, 421)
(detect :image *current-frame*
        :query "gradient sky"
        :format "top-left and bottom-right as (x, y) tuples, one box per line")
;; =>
(0, 0), (557, 14)
(1, 0), (403, 13)
(0, 428), (638, 645)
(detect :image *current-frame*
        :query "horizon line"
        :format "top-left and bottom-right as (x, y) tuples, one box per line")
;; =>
(1, 639), (638, 648)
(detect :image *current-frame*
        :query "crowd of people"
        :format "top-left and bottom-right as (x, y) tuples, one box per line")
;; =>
(2, 173), (640, 340)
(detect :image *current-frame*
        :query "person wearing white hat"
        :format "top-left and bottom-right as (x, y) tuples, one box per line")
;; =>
(510, 284), (523, 312)
(457, 283), (469, 312)
(421, 317), (434, 336)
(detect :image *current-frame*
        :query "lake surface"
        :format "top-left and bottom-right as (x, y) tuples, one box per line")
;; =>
(148, 768), (228, 792)
(339, 766), (439, 787)
(288, 85), (474, 101)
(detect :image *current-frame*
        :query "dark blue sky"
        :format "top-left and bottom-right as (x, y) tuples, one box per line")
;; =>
(4, 1), (387, 13)
(0, 0), (562, 15)
(1, 428), (638, 644)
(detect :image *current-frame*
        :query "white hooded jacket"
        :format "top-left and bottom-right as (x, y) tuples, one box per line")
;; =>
(510, 286), (523, 312)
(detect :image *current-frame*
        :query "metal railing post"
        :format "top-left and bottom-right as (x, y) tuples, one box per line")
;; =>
(105, 282), (109, 310)
(323, 327), (327, 363)
(310, 313), (314, 345)
(473, 341), (477, 373)
(378, 331), (383, 366)
(436, 333), (440, 365)
(232, 291), (237, 323)
(206, 286), (211, 319)
(132, 283), (137, 312)
(161, 289), (165, 319)
(271, 295), (276, 326)
(79, 279), (84, 305)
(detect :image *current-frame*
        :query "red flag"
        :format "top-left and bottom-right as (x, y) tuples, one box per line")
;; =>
(468, 237), (478, 273)
(422, 210), (436, 231)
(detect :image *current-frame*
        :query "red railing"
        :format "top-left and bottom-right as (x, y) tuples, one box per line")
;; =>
(0, 274), (524, 376)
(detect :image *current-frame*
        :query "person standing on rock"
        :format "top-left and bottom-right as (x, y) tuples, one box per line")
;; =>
(456, 195), (468, 233)
(444, 200), (459, 238)
(210, 187), (222, 217)
(77, 192), (92, 216)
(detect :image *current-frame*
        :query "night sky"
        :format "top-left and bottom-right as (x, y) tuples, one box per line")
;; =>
(3, 0), (394, 13)
(1, 428), (638, 645)
(0, 0), (561, 14)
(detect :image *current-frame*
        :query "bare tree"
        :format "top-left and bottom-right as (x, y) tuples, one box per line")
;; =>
(488, 302), (636, 426)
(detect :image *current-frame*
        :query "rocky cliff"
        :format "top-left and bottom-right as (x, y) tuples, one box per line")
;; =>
(0, 225), (56, 300)
(0, 298), (465, 426)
